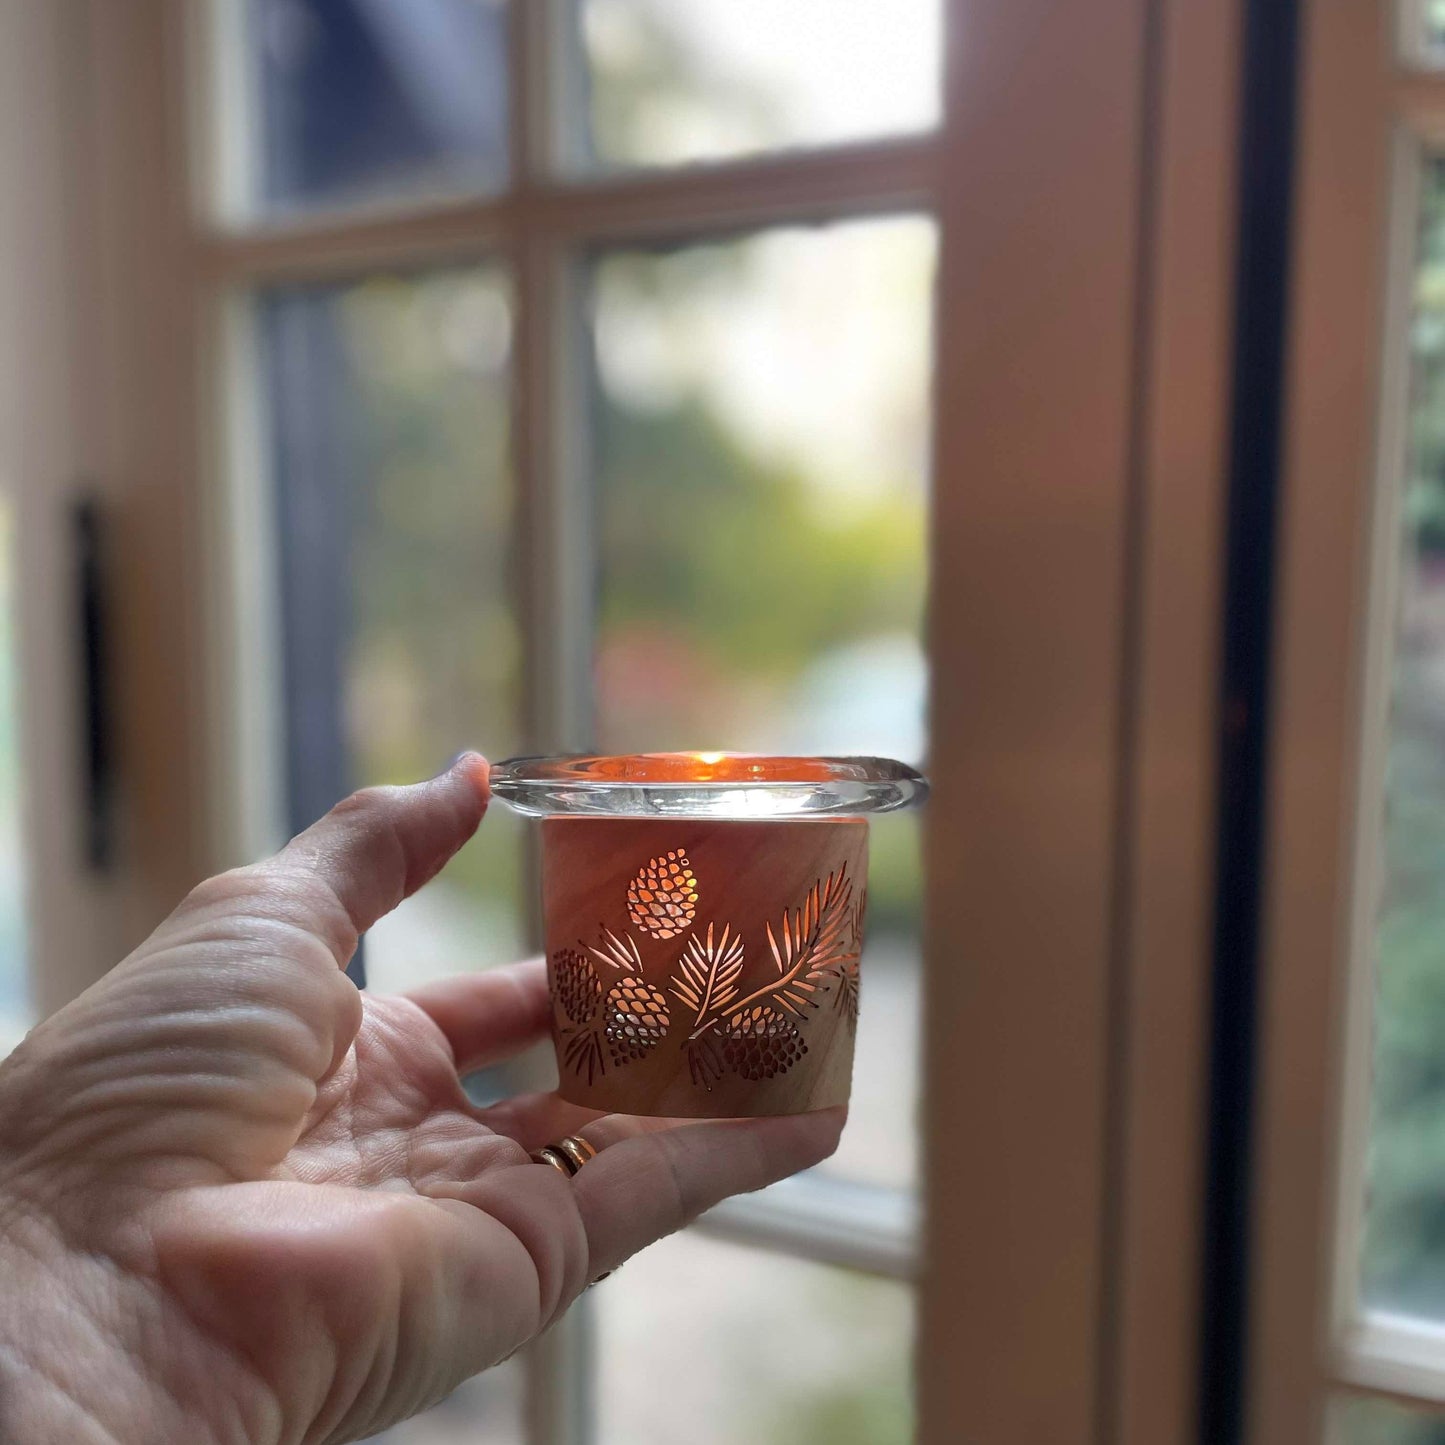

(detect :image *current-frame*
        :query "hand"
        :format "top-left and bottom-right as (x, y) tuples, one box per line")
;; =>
(0, 756), (841, 1444)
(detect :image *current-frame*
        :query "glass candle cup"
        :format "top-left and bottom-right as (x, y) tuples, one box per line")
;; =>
(490, 754), (928, 1118)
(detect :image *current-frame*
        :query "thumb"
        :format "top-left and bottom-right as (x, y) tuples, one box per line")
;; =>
(0, 757), (491, 1192)
(265, 752), (491, 965)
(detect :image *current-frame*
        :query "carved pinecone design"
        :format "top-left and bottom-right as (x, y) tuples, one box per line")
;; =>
(553, 947), (601, 1026)
(722, 1005), (808, 1081)
(626, 850), (698, 939)
(603, 977), (671, 1065)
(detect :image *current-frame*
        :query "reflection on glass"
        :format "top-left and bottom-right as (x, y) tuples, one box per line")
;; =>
(0, 503), (25, 1055)
(575, 0), (942, 170)
(260, 268), (525, 994)
(374, 1359), (522, 1445)
(598, 1230), (912, 1445)
(590, 217), (934, 1185)
(241, 0), (508, 216)
(1333, 1396), (1445, 1444)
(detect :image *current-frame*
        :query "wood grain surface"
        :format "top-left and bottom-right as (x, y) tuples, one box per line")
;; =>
(542, 817), (868, 1117)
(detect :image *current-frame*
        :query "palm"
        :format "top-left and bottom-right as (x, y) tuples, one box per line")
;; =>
(135, 993), (561, 1444)
(0, 759), (841, 1445)
(288, 994), (512, 1191)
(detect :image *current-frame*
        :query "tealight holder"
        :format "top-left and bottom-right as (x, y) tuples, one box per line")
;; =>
(490, 753), (928, 1118)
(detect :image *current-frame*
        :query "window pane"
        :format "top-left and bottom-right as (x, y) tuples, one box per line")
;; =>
(589, 217), (934, 1186)
(598, 1230), (913, 1445)
(0, 504), (26, 1054)
(573, 0), (942, 170)
(1333, 1396), (1445, 1443)
(1361, 156), (1445, 1318)
(259, 267), (525, 994)
(1410, 1), (1445, 60)
(233, 0), (508, 218)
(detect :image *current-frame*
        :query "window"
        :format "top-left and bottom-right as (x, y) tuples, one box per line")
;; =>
(258, 268), (527, 990)
(200, 2), (941, 1439)
(1357, 156), (1445, 1326)
(56, 0), (1234, 1438)
(1250, 0), (1445, 1439)
(587, 218), (933, 1188)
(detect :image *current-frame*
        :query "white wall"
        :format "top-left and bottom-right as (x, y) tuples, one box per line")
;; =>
(0, 0), (129, 1020)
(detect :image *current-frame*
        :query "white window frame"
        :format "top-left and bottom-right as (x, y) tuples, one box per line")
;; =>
(1249, 0), (1445, 1440)
(50, 0), (1244, 1441)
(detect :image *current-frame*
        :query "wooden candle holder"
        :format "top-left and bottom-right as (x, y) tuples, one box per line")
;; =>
(542, 816), (868, 1117)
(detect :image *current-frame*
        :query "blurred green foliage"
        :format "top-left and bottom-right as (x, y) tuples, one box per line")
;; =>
(597, 398), (925, 683)
(760, 1274), (913, 1445)
(594, 381), (926, 937)
(1339, 1398), (1445, 1445)
(318, 270), (525, 939)
(1362, 156), (1445, 1352)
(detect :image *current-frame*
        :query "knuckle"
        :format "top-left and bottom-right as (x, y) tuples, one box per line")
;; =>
(180, 866), (264, 916)
(329, 784), (402, 824)
(646, 1132), (692, 1228)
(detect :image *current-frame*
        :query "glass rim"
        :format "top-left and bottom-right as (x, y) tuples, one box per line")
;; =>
(488, 753), (928, 820)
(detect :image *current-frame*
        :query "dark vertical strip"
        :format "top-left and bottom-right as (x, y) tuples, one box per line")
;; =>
(1097, 0), (1166, 1439)
(1198, 0), (1302, 1440)
(73, 497), (113, 871)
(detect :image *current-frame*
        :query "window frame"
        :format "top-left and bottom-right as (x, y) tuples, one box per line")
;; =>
(58, 0), (1244, 1441)
(1248, 0), (1445, 1439)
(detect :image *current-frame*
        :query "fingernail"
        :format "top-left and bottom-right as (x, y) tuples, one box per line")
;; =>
(444, 752), (491, 795)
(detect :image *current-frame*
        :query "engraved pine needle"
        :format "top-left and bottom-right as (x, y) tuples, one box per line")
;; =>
(562, 1025), (606, 1086)
(759, 866), (855, 1017)
(562, 850), (863, 1086)
(684, 1033), (725, 1090)
(669, 923), (744, 1020)
(835, 889), (865, 1028)
(687, 864), (856, 1040)
(588, 925), (643, 974)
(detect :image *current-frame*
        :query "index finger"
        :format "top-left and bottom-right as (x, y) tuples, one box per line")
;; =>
(403, 958), (551, 1074)
(570, 1108), (845, 1277)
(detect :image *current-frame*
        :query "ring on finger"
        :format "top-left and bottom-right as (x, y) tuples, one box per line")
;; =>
(529, 1135), (612, 1283)
(530, 1134), (597, 1178)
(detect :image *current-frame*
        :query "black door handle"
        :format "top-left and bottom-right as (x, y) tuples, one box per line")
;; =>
(73, 496), (113, 871)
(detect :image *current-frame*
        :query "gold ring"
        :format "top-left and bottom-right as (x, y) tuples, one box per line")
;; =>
(530, 1136), (611, 1283)
(531, 1135), (597, 1178)
(555, 1135), (597, 1172)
